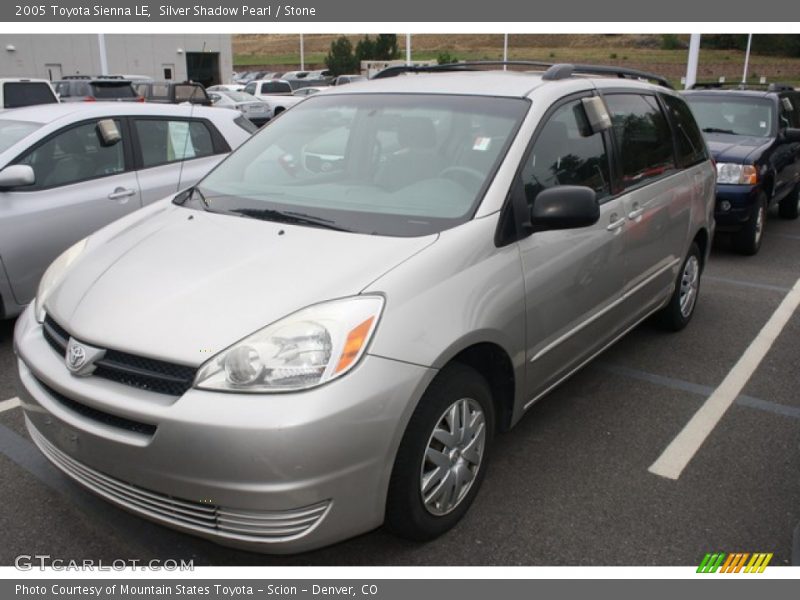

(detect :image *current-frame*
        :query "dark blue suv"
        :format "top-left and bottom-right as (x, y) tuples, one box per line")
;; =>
(684, 84), (800, 255)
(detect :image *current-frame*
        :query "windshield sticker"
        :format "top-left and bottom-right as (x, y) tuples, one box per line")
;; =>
(473, 137), (491, 151)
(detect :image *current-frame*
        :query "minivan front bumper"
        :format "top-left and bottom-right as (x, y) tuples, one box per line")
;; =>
(14, 305), (435, 553)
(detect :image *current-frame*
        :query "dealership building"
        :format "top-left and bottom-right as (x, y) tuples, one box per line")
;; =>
(0, 34), (233, 87)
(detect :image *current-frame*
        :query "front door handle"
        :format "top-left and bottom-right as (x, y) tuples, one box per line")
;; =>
(628, 207), (645, 220)
(108, 187), (136, 200)
(607, 215), (625, 231)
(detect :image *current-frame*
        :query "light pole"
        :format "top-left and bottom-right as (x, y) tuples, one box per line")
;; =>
(300, 34), (304, 71)
(742, 33), (753, 84)
(685, 33), (701, 90)
(406, 33), (411, 66)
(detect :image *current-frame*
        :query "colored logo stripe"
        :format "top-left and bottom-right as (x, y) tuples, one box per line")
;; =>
(697, 552), (772, 573)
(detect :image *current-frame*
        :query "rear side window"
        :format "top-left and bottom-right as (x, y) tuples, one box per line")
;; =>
(521, 98), (611, 204)
(150, 84), (169, 99)
(174, 85), (207, 103)
(54, 81), (71, 98)
(261, 81), (292, 94)
(605, 94), (677, 188)
(662, 94), (708, 168)
(90, 82), (136, 99)
(16, 120), (125, 190)
(3, 82), (57, 108)
(134, 119), (216, 168)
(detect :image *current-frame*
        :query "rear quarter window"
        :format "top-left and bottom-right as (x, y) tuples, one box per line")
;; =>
(260, 82), (292, 94)
(3, 82), (57, 108)
(604, 93), (678, 189)
(662, 94), (709, 168)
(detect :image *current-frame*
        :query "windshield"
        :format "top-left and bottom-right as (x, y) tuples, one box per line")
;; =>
(686, 95), (776, 137)
(0, 119), (42, 153)
(188, 93), (529, 236)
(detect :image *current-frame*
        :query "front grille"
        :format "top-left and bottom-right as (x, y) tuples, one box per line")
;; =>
(35, 377), (156, 437)
(43, 314), (196, 396)
(28, 422), (331, 543)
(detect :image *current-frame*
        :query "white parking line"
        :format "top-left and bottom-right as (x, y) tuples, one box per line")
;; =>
(649, 275), (800, 480)
(0, 397), (21, 413)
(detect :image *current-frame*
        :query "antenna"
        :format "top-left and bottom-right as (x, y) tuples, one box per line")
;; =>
(175, 79), (202, 193)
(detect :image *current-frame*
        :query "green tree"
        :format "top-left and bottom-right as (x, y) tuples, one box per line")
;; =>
(374, 34), (399, 60)
(355, 35), (376, 63)
(325, 36), (359, 76)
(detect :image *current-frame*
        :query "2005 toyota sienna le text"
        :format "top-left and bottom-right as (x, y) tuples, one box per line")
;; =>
(14, 64), (715, 554)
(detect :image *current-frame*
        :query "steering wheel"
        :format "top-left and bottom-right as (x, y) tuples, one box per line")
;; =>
(438, 166), (485, 190)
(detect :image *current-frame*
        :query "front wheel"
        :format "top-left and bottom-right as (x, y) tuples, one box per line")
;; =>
(734, 194), (766, 255)
(655, 242), (702, 332)
(385, 363), (494, 541)
(778, 185), (800, 220)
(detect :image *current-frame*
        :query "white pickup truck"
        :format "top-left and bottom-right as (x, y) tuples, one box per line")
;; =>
(242, 79), (305, 119)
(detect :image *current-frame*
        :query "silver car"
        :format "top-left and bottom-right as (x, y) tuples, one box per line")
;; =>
(208, 90), (270, 127)
(14, 65), (715, 553)
(0, 102), (253, 319)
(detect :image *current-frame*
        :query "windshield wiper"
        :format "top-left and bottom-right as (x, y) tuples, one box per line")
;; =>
(230, 207), (352, 232)
(702, 127), (738, 135)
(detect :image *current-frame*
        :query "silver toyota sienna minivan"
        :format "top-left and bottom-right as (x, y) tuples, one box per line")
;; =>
(14, 63), (715, 553)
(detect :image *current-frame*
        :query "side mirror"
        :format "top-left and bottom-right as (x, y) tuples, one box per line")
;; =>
(581, 97), (612, 134)
(96, 119), (121, 147)
(781, 128), (800, 143)
(529, 186), (600, 232)
(0, 164), (35, 189)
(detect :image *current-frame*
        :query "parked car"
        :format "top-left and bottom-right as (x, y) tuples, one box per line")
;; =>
(0, 78), (59, 108)
(209, 89), (270, 127)
(135, 81), (211, 106)
(281, 70), (309, 81)
(332, 74), (366, 86)
(291, 86), (327, 97)
(242, 79), (304, 117)
(208, 84), (245, 93)
(54, 76), (142, 103)
(684, 83), (800, 254)
(14, 63), (714, 554)
(0, 102), (253, 319)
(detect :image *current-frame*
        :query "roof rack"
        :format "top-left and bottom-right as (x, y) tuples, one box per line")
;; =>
(371, 61), (673, 89)
(62, 74), (128, 81)
(690, 81), (795, 92)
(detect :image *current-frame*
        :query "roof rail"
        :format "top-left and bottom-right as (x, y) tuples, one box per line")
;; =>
(542, 63), (673, 89)
(371, 60), (673, 89)
(690, 81), (795, 92)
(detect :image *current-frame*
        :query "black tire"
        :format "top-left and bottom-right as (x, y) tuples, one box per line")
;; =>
(778, 185), (800, 220)
(385, 363), (495, 541)
(655, 242), (702, 332)
(733, 194), (767, 255)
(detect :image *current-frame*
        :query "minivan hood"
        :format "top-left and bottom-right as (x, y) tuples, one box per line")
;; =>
(47, 205), (436, 365)
(704, 133), (772, 164)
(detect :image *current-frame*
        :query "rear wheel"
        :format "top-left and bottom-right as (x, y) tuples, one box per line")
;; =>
(734, 194), (766, 255)
(385, 363), (494, 541)
(656, 242), (702, 332)
(778, 185), (800, 220)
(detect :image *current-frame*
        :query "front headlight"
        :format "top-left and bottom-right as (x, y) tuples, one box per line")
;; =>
(34, 238), (88, 323)
(194, 296), (384, 393)
(716, 163), (758, 185)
